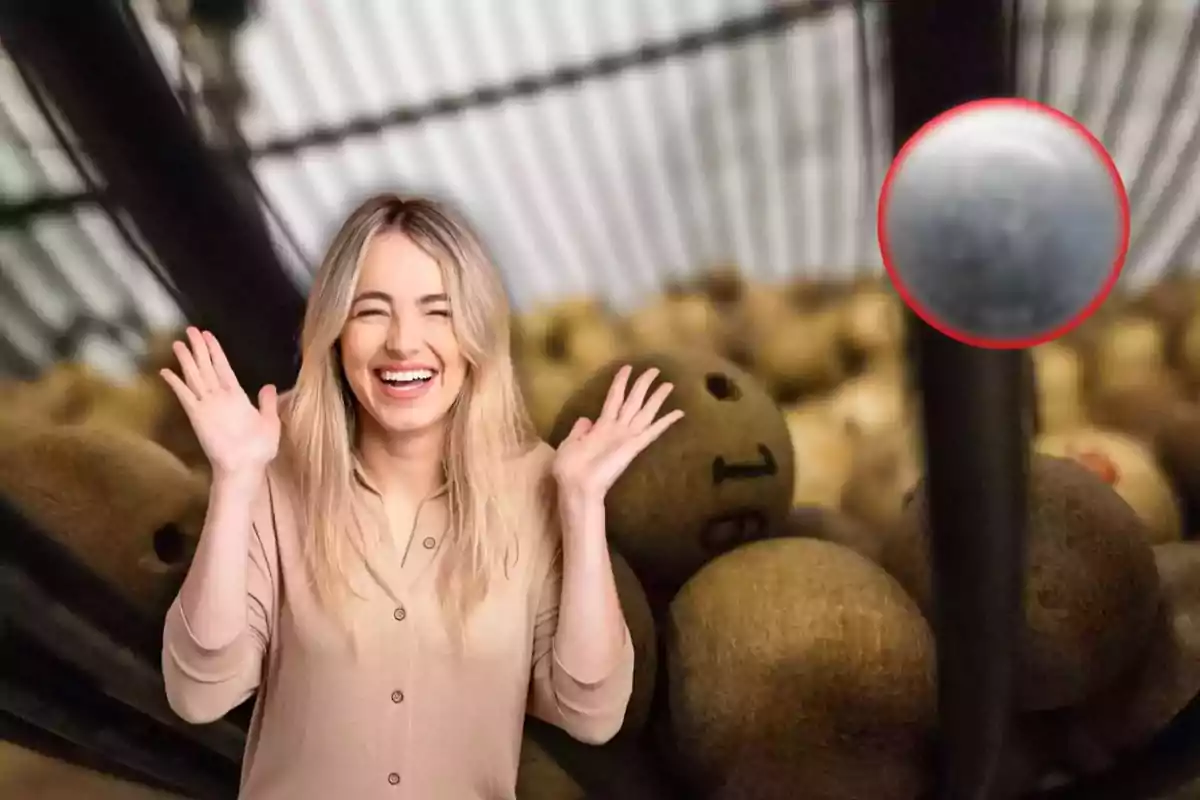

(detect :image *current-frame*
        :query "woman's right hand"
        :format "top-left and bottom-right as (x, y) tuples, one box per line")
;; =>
(160, 327), (281, 480)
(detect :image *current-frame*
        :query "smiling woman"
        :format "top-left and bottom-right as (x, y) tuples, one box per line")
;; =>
(154, 193), (685, 799)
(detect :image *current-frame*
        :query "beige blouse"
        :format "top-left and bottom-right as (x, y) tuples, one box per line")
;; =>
(161, 442), (634, 800)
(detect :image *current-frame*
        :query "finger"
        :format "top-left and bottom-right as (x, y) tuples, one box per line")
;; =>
(172, 339), (207, 394)
(205, 330), (241, 391)
(630, 381), (675, 430)
(563, 417), (593, 443)
(618, 368), (661, 424)
(596, 365), (632, 425)
(628, 409), (685, 454)
(159, 368), (198, 410)
(258, 384), (279, 421)
(186, 327), (220, 391)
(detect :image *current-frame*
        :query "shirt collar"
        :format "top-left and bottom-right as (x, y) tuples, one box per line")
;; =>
(351, 457), (449, 500)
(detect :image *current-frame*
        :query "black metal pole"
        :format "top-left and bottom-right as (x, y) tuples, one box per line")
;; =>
(886, 3), (1027, 800)
(0, 651), (239, 799)
(0, 0), (305, 392)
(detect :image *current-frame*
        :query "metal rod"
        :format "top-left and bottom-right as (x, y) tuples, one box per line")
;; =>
(0, 190), (94, 225)
(0, 643), (238, 799)
(0, 709), (184, 796)
(886, 3), (1026, 800)
(0, 0), (305, 392)
(121, 14), (311, 276)
(1033, 0), (1063, 105)
(0, 559), (246, 761)
(1007, 0), (1022, 95)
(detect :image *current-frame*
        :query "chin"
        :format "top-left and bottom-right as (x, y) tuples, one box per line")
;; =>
(367, 395), (453, 437)
(377, 410), (448, 437)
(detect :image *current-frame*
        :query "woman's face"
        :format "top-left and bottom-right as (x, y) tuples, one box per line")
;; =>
(340, 231), (468, 439)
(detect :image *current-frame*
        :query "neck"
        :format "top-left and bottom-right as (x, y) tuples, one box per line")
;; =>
(356, 416), (447, 502)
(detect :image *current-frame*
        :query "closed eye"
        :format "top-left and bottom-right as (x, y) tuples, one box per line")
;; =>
(353, 308), (389, 318)
(428, 308), (452, 318)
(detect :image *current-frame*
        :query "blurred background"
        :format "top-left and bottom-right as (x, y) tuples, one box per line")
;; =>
(6, 0), (1200, 798)
(6, 0), (1200, 383)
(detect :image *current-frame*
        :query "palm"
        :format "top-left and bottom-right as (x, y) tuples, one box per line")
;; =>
(553, 365), (684, 498)
(160, 328), (280, 476)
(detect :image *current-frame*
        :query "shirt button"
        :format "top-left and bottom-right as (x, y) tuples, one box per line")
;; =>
(391, 690), (404, 703)
(388, 772), (400, 786)
(393, 606), (406, 621)
(422, 536), (437, 550)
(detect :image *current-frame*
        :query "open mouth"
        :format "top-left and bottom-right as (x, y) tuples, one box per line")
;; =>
(375, 368), (437, 393)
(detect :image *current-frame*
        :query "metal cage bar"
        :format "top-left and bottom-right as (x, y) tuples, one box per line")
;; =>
(0, 0), (305, 392)
(886, 3), (1027, 800)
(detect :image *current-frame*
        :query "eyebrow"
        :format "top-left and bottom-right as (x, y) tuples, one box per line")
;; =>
(351, 291), (450, 306)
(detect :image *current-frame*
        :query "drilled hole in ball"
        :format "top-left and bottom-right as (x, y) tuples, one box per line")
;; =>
(153, 523), (187, 566)
(543, 321), (569, 361)
(705, 373), (741, 402)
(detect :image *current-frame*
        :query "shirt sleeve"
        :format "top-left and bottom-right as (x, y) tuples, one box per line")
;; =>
(161, 472), (280, 725)
(526, 543), (636, 745)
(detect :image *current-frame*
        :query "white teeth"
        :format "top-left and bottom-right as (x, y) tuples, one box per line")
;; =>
(380, 369), (433, 383)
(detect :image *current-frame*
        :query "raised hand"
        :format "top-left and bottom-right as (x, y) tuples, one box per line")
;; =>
(552, 365), (685, 501)
(159, 327), (281, 479)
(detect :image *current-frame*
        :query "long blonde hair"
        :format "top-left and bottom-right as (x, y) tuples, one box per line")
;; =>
(281, 193), (536, 640)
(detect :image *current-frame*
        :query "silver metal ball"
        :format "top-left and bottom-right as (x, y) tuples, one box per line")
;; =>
(880, 101), (1126, 346)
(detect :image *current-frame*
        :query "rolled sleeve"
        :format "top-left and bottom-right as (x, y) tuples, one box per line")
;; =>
(527, 548), (635, 745)
(162, 476), (279, 725)
(162, 597), (265, 723)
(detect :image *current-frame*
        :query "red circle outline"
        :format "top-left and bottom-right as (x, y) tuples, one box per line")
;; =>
(877, 97), (1131, 350)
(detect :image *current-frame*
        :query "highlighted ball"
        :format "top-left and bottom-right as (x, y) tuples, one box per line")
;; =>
(878, 98), (1129, 349)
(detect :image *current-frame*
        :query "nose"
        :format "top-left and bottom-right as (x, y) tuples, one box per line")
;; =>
(385, 311), (424, 355)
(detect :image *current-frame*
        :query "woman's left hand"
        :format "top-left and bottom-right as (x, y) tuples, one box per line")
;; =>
(552, 365), (684, 503)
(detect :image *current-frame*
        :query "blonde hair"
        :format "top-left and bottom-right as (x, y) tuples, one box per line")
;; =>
(281, 193), (536, 641)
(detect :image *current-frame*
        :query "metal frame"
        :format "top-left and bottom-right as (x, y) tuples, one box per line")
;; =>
(0, 0), (304, 392)
(886, 4), (1026, 798)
